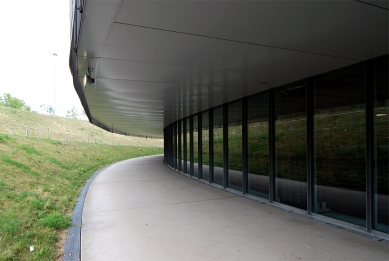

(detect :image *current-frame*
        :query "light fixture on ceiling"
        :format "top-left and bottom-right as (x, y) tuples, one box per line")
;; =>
(376, 114), (387, 117)
(83, 68), (95, 87)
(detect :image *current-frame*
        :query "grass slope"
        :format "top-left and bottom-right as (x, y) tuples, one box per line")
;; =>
(0, 109), (163, 260)
(0, 106), (163, 147)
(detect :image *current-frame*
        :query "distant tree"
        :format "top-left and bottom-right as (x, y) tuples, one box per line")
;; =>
(0, 93), (31, 111)
(66, 107), (79, 119)
(40, 104), (55, 115)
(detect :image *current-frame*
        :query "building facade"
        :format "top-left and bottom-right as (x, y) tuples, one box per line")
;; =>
(164, 55), (388, 237)
(70, 1), (388, 238)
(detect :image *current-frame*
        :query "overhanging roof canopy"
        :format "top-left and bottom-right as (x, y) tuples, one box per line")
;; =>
(70, 0), (388, 139)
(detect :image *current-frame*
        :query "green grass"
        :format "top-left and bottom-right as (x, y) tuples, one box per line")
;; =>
(0, 110), (163, 260)
(0, 106), (163, 147)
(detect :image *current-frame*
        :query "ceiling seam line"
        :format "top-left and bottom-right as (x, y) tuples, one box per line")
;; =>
(114, 22), (362, 62)
(354, 0), (388, 10)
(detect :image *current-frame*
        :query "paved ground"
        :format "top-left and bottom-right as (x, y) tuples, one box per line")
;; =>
(81, 155), (388, 260)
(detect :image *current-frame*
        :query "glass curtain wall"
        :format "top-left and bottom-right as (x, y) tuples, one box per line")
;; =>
(275, 83), (307, 210)
(193, 115), (199, 177)
(213, 107), (224, 186)
(164, 55), (388, 235)
(202, 112), (210, 181)
(228, 101), (243, 191)
(373, 60), (388, 233)
(247, 92), (269, 199)
(314, 67), (366, 226)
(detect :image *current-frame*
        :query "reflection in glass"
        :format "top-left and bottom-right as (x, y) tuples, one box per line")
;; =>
(213, 107), (224, 186)
(193, 115), (199, 177)
(177, 121), (182, 171)
(202, 112), (210, 181)
(275, 83), (307, 210)
(314, 67), (366, 226)
(181, 120), (185, 172)
(186, 118), (191, 175)
(174, 123), (177, 169)
(228, 101), (242, 191)
(373, 59), (388, 233)
(247, 92), (269, 199)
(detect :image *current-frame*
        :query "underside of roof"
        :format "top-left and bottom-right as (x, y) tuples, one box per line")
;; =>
(69, 0), (388, 139)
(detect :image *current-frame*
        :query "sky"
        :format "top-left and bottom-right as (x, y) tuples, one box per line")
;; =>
(0, 0), (85, 118)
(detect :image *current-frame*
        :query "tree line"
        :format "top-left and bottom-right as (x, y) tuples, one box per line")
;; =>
(0, 93), (85, 119)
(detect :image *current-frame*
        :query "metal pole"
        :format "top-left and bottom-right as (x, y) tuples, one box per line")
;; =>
(53, 53), (58, 116)
(242, 98), (248, 194)
(307, 78), (314, 215)
(269, 90), (276, 203)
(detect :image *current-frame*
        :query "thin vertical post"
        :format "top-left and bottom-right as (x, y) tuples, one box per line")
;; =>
(242, 98), (248, 194)
(366, 61), (374, 232)
(183, 118), (187, 173)
(198, 113), (203, 180)
(174, 122), (177, 170)
(223, 104), (228, 188)
(190, 116), (194, 176)
(269, 90), (276, 203)
(307, 79), (314, 215)
(209, 109), (214, 183)
(178, 121), (182, 172)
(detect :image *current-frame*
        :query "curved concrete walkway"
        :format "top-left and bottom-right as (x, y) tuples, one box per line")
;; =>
(81, 155), (388, 260)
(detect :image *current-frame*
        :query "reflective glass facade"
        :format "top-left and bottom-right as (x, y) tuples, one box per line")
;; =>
(275, 83), (307, 210)
(247, 93), (269, 199)
(228, 101), (243, 191)
(202, 112), (210, 181)
(373, 59), (389, 233)
(314, 67), (366, 225)
(164, 55), (388, 235)
(193, 115), (199, 178)
(213, 107), (224, 186)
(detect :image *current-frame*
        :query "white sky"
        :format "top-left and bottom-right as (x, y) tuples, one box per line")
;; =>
(0, 0), (85, 118)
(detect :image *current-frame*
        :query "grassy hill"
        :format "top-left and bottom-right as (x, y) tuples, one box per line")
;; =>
(0, 107), (163, 260)
(0, 106), (163, 147)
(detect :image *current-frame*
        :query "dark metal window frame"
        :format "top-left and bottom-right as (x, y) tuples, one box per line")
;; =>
(163, 55), (388, 235)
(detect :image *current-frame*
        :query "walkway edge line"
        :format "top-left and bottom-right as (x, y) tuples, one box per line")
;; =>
(62, 165), (109, 261)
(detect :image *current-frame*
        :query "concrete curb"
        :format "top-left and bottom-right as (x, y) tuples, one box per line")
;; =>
(62, 166), (109, 261)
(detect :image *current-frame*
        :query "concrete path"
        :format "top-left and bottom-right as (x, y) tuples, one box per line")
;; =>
(81, 155), (388, 260)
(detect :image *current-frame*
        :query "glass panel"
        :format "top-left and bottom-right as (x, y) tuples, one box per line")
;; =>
(314, 67), (366, 226)
(202, 112), (210, 181)
(181, 120), (185, 172)
(174, 123), (177, 169)
(178, 121), (182, 171)
(228, 101), (242, 191)
(275, 83), (307, 210)
(193, 115), (199, 177)
(213, 107), (224, 186)
(248, 92), (269, 199)
(373, 58), (388, 233)
(186, 118), (191, 175)
(171, 125), (174, 167)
